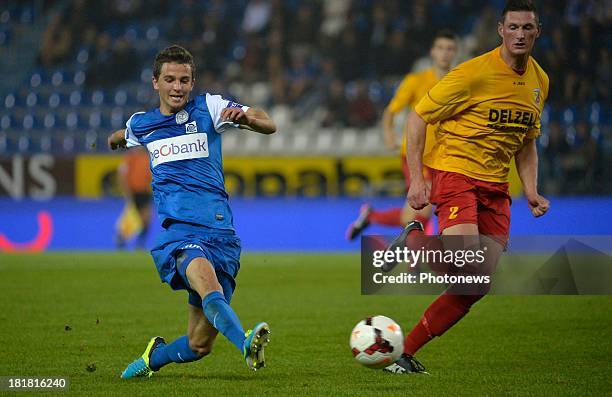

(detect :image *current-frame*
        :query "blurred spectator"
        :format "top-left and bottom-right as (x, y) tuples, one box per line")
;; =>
(562, 121), (599, 193)
(321, 79), (348, 128)
(541, 121), (570, 193)
(87, 37), (139, 87)
(595, 48), (609, 101)
(242, 0), (271, 35)
(333, 27), (366, 82)
(346, 81), (377, 128)
(321, 0), (350, 39)
(375, 27), (413, 78)
(114, 146), (152, 249)
(288, 2), (320, 51)
(38, 13), (72, 66)
(471, 6), (500, 55)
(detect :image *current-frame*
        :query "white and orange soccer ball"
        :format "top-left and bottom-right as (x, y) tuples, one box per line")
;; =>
(350, 315), (404, 369)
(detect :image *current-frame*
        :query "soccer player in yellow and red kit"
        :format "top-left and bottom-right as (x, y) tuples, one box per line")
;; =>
(384, 0), (550, 374)
(346, 31), (458, 240)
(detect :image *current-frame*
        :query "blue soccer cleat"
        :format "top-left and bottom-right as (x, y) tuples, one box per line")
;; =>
(121, 336), (166, 379)
(243, 322), (271, 371)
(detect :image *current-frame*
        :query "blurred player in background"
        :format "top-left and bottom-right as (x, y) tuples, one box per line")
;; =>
(346, 30), (458, 240)
(108, 45), (276, 378)
(114, 146), (152, 249)
(385, 0), (549, 374)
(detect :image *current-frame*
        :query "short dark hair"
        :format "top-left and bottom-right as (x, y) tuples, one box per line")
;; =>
(501, 0), (539, 23)
(153, 45), (196, 80)
(433, 29), (457, 43)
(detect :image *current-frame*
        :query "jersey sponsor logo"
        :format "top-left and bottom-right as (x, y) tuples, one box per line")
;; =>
(487, 108), (536, 133)
(488, 108), (535, 126)
(533, 88), (541, 105)
(175, 109), (189, 124)
(226, 101), (244, 109)
(185, 121), (197, 133)
(146, 133), (209, 167)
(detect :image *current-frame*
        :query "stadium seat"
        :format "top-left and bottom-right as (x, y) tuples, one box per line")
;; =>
(69, 90), (83, 106)
(292, 133), (310, 154)
(339, 129), (358, 154)
(315, 129), (335, 154)
(88, 110), (102, 129)
(222, 132), (238, 152)
(562, 107), (576, 125)
(73, 70), (86, 86)
(90, 90), (106, 106)
(25, 92), (38, 108)
(17, 133), (31, 153)
(3, 93), (16, 109)
(110, 107), (125, 129)
(64, 111), (79, 130)
(1, 114), (13, 130)
(47, 92), (62, 108)
(29, 72), (42, 88)
(363, 129), (382, 153)
(145, 26), (160, 42)
(42, 112), (56, 129)
(268, 132), (287, 153)
(50, 71), (65, 87)
(243, 132), (262, 153)
(114, 90), (128, 106)
(84, 130), (99, 151)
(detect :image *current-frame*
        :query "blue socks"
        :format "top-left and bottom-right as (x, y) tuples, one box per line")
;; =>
(202, 291), (246, 352)
(148, 291), (246, 371)
(149, 335), (199, 371)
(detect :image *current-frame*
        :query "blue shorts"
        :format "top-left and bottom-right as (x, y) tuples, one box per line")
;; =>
(150, 222), (241, 307)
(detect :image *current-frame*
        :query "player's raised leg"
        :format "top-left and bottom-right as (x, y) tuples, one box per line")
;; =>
(387, 224), (505, 374)
(147, 305), (219, 373)
(185, 257), (270, 371)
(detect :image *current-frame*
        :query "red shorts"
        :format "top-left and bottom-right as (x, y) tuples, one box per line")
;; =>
(401, 154), (432, 193)
(429, 169), (511, 242)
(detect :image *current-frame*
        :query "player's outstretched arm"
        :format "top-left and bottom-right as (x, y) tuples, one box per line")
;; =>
(108, 129), (127, 150)
(382, 107), (399, 151)
(221, 107), (276, 135)
(405, 111), (430, 210)
(515, 138), (549, 217)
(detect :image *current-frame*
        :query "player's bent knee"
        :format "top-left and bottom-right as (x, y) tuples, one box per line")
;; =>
(188, 337), (215, 358)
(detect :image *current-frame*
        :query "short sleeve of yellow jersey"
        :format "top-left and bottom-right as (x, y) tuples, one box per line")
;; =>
(386, 74), (418, 113)
(414, 67), (472, 124)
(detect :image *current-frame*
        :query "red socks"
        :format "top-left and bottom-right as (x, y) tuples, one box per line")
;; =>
(367, 209), (432, 229)
(368, 208), (402, 226)
(403, 293), (485, 356)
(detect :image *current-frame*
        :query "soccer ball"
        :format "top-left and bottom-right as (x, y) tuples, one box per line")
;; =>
(350, 315), (403, 369)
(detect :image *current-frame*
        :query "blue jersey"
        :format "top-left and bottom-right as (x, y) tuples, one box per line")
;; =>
(125, 93), (247, 231)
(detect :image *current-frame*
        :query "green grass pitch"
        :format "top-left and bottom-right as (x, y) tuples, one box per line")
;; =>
(0, 252), (610, 396)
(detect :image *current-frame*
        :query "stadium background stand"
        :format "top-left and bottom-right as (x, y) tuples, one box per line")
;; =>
(0, 0), (609, 194)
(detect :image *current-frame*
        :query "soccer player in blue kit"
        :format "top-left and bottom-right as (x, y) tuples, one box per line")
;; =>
(108, 45), (276, 378)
